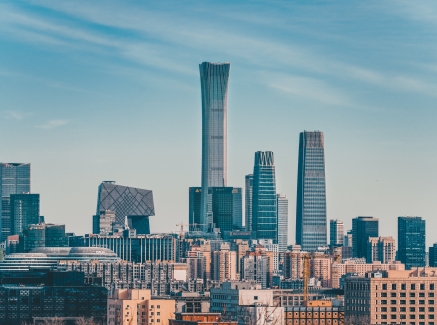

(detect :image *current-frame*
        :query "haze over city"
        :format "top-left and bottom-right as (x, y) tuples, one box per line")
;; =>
(1, 1), (437, 246)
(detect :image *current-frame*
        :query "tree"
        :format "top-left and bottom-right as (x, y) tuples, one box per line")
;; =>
(75, 317), (101, 325)
(344, 314), (370, 325)
(42, 318), (66, 325)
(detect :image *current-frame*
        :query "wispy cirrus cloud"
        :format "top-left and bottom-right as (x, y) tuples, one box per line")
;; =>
(35, 119), (68, 129)
(3, 110), (27, 120)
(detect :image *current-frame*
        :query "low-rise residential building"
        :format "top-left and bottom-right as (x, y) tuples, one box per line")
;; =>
(169, 312), (237, 325)
(284, 300), (344, 325)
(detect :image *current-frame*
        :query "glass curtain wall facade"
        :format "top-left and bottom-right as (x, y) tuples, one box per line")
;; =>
(398, 216), (426, 269)
(245, 174), (253, 232)
(277, 193), (289, 252)
(295, 131), (327, 252)
(330, 219), (344, 246)
(188, 187), (202, 231)
(10, 193), (39, 236)
(0, 163), (31, 242)
(352, 216), (379, 259)
(199, 62), (230, 232)
(96, 181), (155, 234)
(252, 151), (277, 243)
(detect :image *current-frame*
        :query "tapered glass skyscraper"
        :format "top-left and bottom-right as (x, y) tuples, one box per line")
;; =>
(296, 131), (327, 252)
(199, 62), (230, 232)
(252, 151), (277, 242)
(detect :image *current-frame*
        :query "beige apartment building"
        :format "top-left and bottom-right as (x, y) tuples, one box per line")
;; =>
(344, 268), (437, 325)
(107, 289), (175, 325)
(212, 243), (237, 282)
(332, 259), (405, 288)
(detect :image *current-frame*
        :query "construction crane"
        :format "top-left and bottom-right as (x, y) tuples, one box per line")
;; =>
(176, 222), (188, 238)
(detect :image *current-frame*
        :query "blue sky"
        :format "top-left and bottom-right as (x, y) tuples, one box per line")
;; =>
(1, 1), (437, 246)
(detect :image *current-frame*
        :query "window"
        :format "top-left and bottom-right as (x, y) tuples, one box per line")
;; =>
(157, 305), (160, 309)
(381, 293), (387, 297)
(381, 300), (387, 305)
(391, 315), (397, 319)
(412, 284), (416, 290)
(402, 284), (406, 290)
(420, 293), (425, 297)
(420, 284), (425, 290)
(400, 307), (406, 312)
(157, 312), (160, 316)
(420, 300), (425, 305)
(430, 315), (435, 320)
(392, 284), (397, 290)
(429, 293), (435, 297)
(431, 284), (435, 290)
(429, 307), (435, 312)
(410, 300), (416, 304)
(157, 320), (160, 323)
(381, 315), (387, 319)
(391, 300), (397, 304)
(391, 307), (397, 312)
(151, 305), (154, 308)
(430, 300), (435, 305)
(419, 315), (425, 320)
(391, 292), (397, 297)
(400, 300), (406, 304)
(411, 293), (416, 297)
(410, 307), (416, 312)
(383, 284), (387, 290)
(401, 293), (406, 297)
(411, 315), (416, 319)
(254, 296), (258, 300)
(381, 307), (387, 312)
(401, 315), (406, 319)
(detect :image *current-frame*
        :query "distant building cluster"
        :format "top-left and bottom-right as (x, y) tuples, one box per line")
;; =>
(0, 62), (435, 325)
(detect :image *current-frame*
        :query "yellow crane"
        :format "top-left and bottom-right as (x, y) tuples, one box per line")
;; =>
(303, 253), (311, 301)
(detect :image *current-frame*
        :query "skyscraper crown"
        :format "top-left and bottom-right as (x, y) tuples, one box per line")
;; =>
(254, 151), (274, 166)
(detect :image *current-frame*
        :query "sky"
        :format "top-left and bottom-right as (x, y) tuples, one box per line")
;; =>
(1, 1), (437, 247)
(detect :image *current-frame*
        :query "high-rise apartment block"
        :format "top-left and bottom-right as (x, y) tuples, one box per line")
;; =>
(188, 187), (202, 231)
(96, 181), (154, 234)
(330, 219), (344, 246)
(366, 236), (396, 263)
(252, 151), (277, 243)
(10, 193), (39, 236)
(212, 243), (237, 282)
(199, 62), (230, 232)
(398, 216), (426, 269)
(296, 131), (327, 252)
(0, 163), (31, 241)
(245, 174), (253, 232)
(352, 216), (378, 259)
(277, 193), (288, 252)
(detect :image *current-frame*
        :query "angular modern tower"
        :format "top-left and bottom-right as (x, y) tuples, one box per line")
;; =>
(96, 181), (155, 234)
(296, 131), (327, 252)
(252, 151), (277, 243)
(0, 163), (31, 242)
(199, 62), (231, 232)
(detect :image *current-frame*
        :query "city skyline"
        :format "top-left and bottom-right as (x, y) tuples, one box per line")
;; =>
(1, 2), (437, 246)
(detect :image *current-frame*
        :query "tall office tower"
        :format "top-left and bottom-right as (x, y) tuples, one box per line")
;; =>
(429, 243), (437, 267)
(0, 163), (31, 241)
(343, 230), (353, 247)
(366, 236), (396, 263)
(352, 216), (379, 259)
(295, 131), (327, 252)
(277, 193), (288, 252)
(207, 187), (242, 233)
(199, 62), (231, 232)
(398, 216), (426, 269)
(188, 187), (202, 231)
(329, 219), (344, 246)
(10, 193), (39, 235)
(96, 181), (154, 234)
(252, 151), (277, 242)
(245, 174), (253, 232)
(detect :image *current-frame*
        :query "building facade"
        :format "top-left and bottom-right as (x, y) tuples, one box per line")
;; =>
(96, 181), (155, 234)
(0, 163), (31, 242)
(296, 131), (327, 252)
(245, 174), (253, 232)
(10, 193), (39, 236)
(352, 216), (378, 259)
(277, 194), (289, 252)
(199, 62), (231, 232)
(329, 219), (344, 246)
(398, 216), (426, 269)
(252, 151), (277, 243)
(188, 187), (202, 231)
(366, 236), (396, 264)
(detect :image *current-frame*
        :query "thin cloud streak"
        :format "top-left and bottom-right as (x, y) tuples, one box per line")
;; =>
(35, 119), (68, 129)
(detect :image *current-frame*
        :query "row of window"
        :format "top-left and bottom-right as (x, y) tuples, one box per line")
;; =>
(377, 300), (434, 305)
(378, 315), (434, 320)
(378, 292), (434, 297)
(379, 283), (435, 290)
(378, 307), (434, 312)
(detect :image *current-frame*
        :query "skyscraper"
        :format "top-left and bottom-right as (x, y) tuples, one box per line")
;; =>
(96, 181), (155, 234)
(232, 187), (243, 230)
(188, 187), (202, 231)
(352, 216), (379, 259)
(0, 163), (31, 241)
(245, 174), (253, 232)
(330, 219), (344, 246)
(398, 216), (426, 269)
(208, 187), (242, 233)
(199, 62), (231, 232)
(252, 151), (277, 243)
(10, 193), (39, 236)
(277, 193), (288, 252)
(295, 131), (327, 252)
